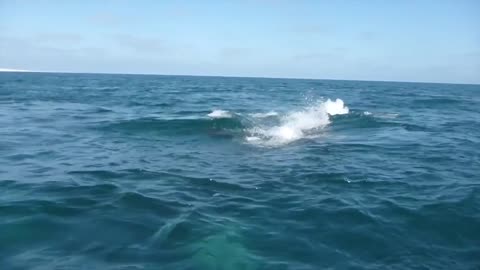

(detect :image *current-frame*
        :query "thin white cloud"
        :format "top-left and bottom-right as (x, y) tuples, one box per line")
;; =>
(34, 33), (84, 43)
(88, 12), (128, 26)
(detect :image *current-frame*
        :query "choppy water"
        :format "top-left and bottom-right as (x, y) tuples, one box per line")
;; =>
(1, 72), (479, 269)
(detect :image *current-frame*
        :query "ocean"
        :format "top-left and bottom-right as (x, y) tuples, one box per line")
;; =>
(1, 72), (479, 269)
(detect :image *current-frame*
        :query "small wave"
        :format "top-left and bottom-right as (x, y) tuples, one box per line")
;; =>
(363, 111), (397, 118)
(376, 113), (399, 119)
(413, 97), (461, 106)
(148, 212), (190, 246)
(246, 98), (349, 146)
(207, 110), (232, 119)
(100, 117), (245, 136)
(94, 107), (114, 113)
(250, 111), (279, 118)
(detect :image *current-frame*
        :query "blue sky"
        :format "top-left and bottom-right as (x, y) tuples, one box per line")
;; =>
(1, 0), (479, 83)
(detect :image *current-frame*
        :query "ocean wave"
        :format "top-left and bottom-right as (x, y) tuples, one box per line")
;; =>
(328, 111), (428, 134)
(97, 98), (413, 147)
(363, 111), (399, 119)
(100, 116), (245, 136)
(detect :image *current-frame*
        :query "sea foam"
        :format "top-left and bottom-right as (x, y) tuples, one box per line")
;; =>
(250, 111), (279, 118)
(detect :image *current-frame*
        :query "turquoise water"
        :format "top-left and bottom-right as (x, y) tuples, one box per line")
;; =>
(1, 72), (479, 269)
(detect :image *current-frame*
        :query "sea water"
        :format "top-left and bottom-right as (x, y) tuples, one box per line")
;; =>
(1, 72), (479, 269)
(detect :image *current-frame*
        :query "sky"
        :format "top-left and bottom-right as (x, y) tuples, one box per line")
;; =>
(0, 0), (479, 84)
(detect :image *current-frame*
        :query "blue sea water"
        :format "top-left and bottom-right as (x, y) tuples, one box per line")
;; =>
(0, 72), (479, 270)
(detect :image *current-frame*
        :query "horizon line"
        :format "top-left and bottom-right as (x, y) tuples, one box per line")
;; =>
(0, 68), (478, 86)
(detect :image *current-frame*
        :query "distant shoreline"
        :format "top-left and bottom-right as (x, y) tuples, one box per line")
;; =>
(0, 68), (30, 72)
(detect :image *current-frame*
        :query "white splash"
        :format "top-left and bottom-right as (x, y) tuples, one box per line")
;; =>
(247, 98), (348, 146)
(246, 136), (261, 142)
(324, 98), (349, 115)
(207, 109), (232, 118)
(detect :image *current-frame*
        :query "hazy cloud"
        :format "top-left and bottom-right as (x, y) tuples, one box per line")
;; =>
(33, 33), (84, 43)
(0, 35), (108, 71)
(88, 12), (128, 26)
(293, 50), (345, 62)
(219, 47), (253, 58)
(462, 50), (480, 60)
(113, 34), (166, 53)
(291, 24), (331, 35)
(358, 31), (377, 41)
